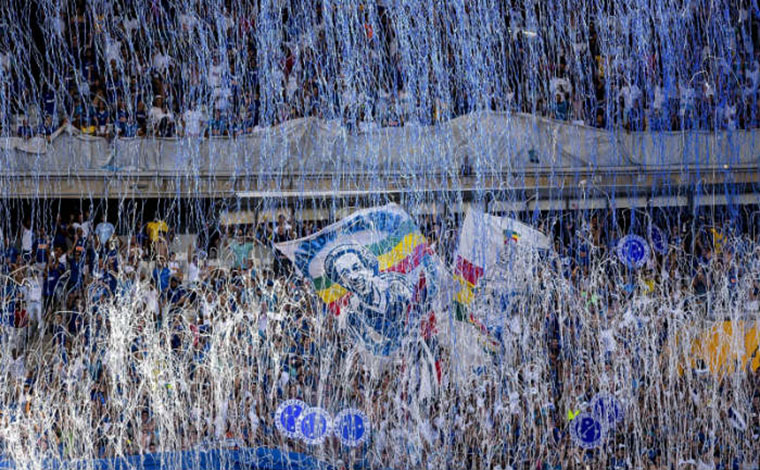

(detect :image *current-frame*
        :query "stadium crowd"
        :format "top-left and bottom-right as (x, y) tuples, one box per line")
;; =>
(3, 1), (760, 139)
(0, 205), (759, 469)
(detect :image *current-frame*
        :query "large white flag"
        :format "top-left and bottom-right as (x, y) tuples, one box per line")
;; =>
(453, 208), (551, 333)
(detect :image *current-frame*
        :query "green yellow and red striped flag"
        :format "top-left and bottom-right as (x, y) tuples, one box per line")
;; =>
(274, 204), (437, 316)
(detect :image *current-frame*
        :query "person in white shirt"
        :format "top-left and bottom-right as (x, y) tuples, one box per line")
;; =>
(550, 76), (572, 101)
(208, 57), (224, 89)
(653, 84), (665, 111)
(152, 51), (171, 74)
(182, 107), (205, 137)
(139, 280), (159, 317)
(21, 222), (33, 260)
(186, 255), (201, 286)
(105, 38), (122, 64)
(213, 87), (232, 111)
(76, 210), (91, 240)
(168, 252), (180, 276)
(122, 17), (140, 37)
(179, 12), (198, 32)
(149, 96), (173, 124)
(719, 101), (737, 130)
(11, 352), (26, 382)
(274, 214), (292, 234)
(679, 83), (696, 115)
(24, 273), (43, 336)
(549, 62), (573, 101)
(619, 84), (642, 112)
(149, 96), (175, 136)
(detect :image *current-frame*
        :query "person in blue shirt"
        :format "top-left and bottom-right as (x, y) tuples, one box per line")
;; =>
(53, 215), (69, 248)
(153, 259), (171, 293)
(71, 226), (87, 253)
(245, 92), (259, 125)
(42, 89), (57, 118)
(238, 110), (257, 135)
(37, 114), (57, 138)
(576, 242), (590, 268)
(76, 99), (96, 134)
(104, 76), (122, 105)
(103, 258), (118, 295)
(114, 98), (137, 137)
(17, 119), (34, 138)
(163, 276), (188, 310)
(94, 100), (110, 137)
(43, 252), (66, 314)
(2, 276), (19, 326)
(67, 249), (85, 292)
(209, 109), (228, 136)
(553, 93), (569, 121)
(1, 238), (19, 275)
(33, 227), (51, 266)
(81, 49), (96, 83)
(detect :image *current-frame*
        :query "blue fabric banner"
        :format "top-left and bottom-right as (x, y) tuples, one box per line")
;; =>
(0, 447), (336, 470)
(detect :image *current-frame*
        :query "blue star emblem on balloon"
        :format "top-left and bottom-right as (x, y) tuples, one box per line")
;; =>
(297, 407), (332, 445)
(570, 412), (605, 449)
(275, 399), (307, 439)
(616, 234), (650, 269)
(333, 408), (370, 447)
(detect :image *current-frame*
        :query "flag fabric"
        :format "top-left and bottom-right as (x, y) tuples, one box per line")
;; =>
(275, 204), (441, 358)
(687, 321), (760, 376)
(453, 208), (551, 349)
(504, 229), (520, 243)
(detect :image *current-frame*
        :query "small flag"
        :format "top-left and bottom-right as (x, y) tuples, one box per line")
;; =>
(504, 229), (520, 243)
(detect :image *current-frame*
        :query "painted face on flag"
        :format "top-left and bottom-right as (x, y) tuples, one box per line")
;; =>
(324, 243), (379, 297)
(325, 242), (415, 355)
(333, 251), (373, 297)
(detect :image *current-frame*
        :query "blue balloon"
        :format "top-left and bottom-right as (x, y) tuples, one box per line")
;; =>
(333, 408), (370, 447)
(297, 407), (332, 445)
(648, 224), (668, 255)
(275, 400), (307, 439)
(616, 234), (650, 269)
(570, 412), (605, 449)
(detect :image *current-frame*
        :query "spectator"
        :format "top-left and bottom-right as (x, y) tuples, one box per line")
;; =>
(135, 100), (148, 136)
(17, 118), (33, 138)
(33, 226), (51, 267)
(21, 220), (33, 261)
(152, 257), (171, 294)
(209, 108), (228, 137)
(149, 96), (175, 137)
(272, 215), (293, 277)
(2, 236), (20, 274)
(182, 104), (205, 137)
(94, 99), (110, 137)
(22, 271), (42, 336)
(43, 247), (65, 314)
(552, 93), (568, 121)
(228, 229), (253, 270)
(114, 98), (137, 137)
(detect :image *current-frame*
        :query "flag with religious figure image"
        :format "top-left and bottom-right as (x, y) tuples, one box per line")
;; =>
(275, 203), (443, 360)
